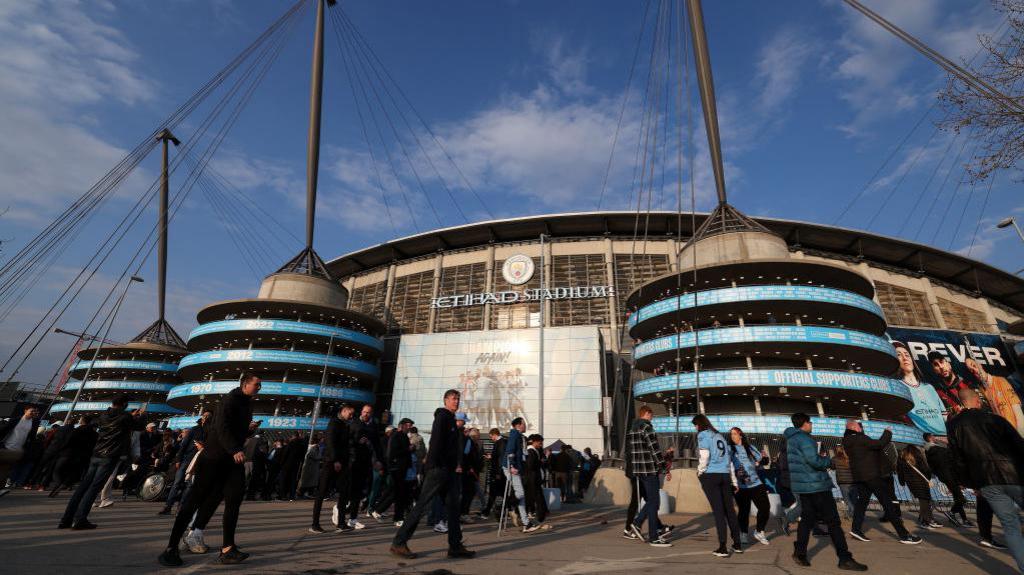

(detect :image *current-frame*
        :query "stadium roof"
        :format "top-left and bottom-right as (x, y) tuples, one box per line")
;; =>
(325, 211), (1024, 314)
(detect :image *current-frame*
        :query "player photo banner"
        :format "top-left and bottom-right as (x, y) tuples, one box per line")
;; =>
(886, 326), (1024, 437)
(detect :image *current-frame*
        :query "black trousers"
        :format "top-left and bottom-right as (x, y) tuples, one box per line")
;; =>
(347, 463), (371, 519)
(699, 473), (741, 547)
(393, 467), (462, 549)
(482, 472), (505, 515)
(935, 472), (968, 518)
(736, 484), (770, 533)
(373, 470), (410, 521)
(978, 494), (994, 540)
(245, 457), (265, 500)
(279, 463), (300, 500)
(261, 462), (280, 500)
(525, 476), (547, 522)
(794, 491), (852, 561)
(312, 463), (349, 527)
(168, 457), (245, 551)
(851, 477), (909, 538)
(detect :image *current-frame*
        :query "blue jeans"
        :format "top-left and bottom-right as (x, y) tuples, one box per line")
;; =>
(164, 464), (189, 508)
(60, 456), (119, 525)
(503, 467), (528, 522)
(980, 485), (1024, 573)
(633, 475), (661, 540)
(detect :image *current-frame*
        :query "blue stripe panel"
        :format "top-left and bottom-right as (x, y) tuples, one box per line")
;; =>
(61, 381), (176, 393)
(189, 319), (383, 352)
(167, 380), (375, 404)
(165, 414), (328, 431)
(634, 326), (897, 359)
(49, 401), (183, 415)
(634, 369), (913, 402)
(628, 285), (884, 328)
(178, 349), (380, 378)
(71, 360), (179, 373)
(651, 415), (923, 445)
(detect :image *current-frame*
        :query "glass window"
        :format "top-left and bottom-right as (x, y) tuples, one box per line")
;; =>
(937, 297), (990, 332)
(434, 262), (487, 333)
(348, 280), (387, 323)
(873, 281), (938, 328)
(550, 254), (610, 327)
(613, 253), (670, 322)
(390, 271), (434, 334)
(490, 257), (541, 330)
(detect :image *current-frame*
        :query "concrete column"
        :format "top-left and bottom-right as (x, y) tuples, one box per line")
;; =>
(976, 295), (1001, 334)
(382, 264), (397, 312)
(670, 239), (681, 272)
(542, 239), (553, 327)
(919, 277), (949, 329)
(344, 276), (356, 308)
(427, 253), (443, 334)
(483, 245), (496, 331)
(604, 238), (619, 353)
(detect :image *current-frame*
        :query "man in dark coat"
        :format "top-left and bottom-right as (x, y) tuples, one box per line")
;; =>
(48, 416), (97, 496)
(948, 388), (1024, 572)
(58, 397), (145, 528)
(480, 428), (507, 518)
(30, 421), (72, 489)
(922, 432), (972, 527)
(524, 434), (548, 524)
(310, 404), (355, 533)
(278, 433), (306, 501)
(159, 374), (259, 567)
(346, 404), (379, 528)
(390, 389), (474, 559)
(841, 420), (918, 544)
(372, 417), (413, 523)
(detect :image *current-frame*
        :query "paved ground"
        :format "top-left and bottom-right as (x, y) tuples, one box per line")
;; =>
(0, 490), (1017, 574)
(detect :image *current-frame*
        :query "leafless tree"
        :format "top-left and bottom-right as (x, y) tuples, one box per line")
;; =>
(938, 0), (1024, 182)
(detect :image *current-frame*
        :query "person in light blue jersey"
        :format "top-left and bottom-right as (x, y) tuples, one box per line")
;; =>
(893, 342), (946, 435)
(729, 427), (771, 546)
(694, 414), (742, 557)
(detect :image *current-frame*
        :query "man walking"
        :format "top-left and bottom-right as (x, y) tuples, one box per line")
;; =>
(346, 404), (378, 529)
(159, 410), (211, 516)
(499, 417), (539, 532)
(58, 396), (144, 528)
(480, 427), (507, 519)
(159, 373), (259, 567)
(625, 405), (672, 547)
(948, 388), (1024, 572)
(310, 404), (355, 534)
(0, 405), (40, 497)
(389, 389), (475, 559)
(841, 420), (921, 544)
(785, 413), (867, 571)
(372, 417), (413, 525)
(922, 432), (972, 527)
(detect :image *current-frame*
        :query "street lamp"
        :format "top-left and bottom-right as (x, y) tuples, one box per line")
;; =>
(60, 275), (144, 424)
(997, 217), (1024, 244)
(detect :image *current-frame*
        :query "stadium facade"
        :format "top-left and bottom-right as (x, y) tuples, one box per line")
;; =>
(319, 211), (1024, 455)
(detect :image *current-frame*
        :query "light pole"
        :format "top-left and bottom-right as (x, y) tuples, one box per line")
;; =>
(61, 275), (144, 424)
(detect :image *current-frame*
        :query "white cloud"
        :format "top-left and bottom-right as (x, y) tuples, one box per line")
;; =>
(830, 0), (999, 137)
(753, 28), (817, 115)
(0, 0), (156, 222)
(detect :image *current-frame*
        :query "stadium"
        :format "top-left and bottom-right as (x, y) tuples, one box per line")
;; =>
(306, 209), (1024, 455)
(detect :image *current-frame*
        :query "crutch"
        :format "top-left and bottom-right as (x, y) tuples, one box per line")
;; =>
(497, 454), (514, 538)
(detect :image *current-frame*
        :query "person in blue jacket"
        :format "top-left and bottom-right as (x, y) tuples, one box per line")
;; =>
(784, 413), (867, 572)
(500, 417), (538, 533)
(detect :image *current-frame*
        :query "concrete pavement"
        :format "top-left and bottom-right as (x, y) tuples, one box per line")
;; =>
(0, 490), (1016, 574)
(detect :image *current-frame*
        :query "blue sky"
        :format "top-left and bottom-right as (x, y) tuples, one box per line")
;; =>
(1, 0), (1022, 386)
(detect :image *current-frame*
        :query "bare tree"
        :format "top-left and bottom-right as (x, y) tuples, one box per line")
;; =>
(938, 0), (1024, 182)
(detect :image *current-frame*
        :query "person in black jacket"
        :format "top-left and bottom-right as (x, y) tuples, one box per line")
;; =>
(278, 432), (306, 502)
(48, 416), (97, 496)
(390, 389), (474, 560)
(524, 434), (548, 524)
(58, 396), (145, 528)
(922, 433), (972, 527)
(948, 388), (1024, 572)
(372, 417), (414, 524)
(310, 404), (355, 533)
(159, 374), (259, 567)
(480, 428), (507, 518)
(30, 420), (73, 489)
(840, 420), (919, 544)
(346, 404), (378, 529)
(159, 410), (211, 515)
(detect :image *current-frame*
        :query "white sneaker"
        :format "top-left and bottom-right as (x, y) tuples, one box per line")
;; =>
(97, 499), (114, 509)
(331, 505), (339, 526)
(523, 522), (541, 533)
(740, 532), (750, 544)
(434, 520), (448, 533)
(347, 518), (365, 530)
(183, 528), (209, 554)
(394, 520), (404, 528)
(754, 530), (770, 545)
(370, 511), (383, 522)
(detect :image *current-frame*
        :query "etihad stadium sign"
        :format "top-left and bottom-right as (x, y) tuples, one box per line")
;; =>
(430, 285), (615, 309)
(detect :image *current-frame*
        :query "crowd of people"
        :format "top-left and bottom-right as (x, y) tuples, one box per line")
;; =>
(0, 379), (1021, 572)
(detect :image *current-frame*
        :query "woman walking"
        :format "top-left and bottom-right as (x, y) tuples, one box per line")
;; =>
(693, 414), (742, 557)
(897, 445), (941, 529)
(728, 427), (771, 545)
(833, 446), (857, 520)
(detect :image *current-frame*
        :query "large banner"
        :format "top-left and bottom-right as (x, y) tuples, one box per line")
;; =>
(886, 327), (1024, 436)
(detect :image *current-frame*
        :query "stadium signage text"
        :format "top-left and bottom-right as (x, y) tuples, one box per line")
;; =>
(430, 285), (615, 309)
